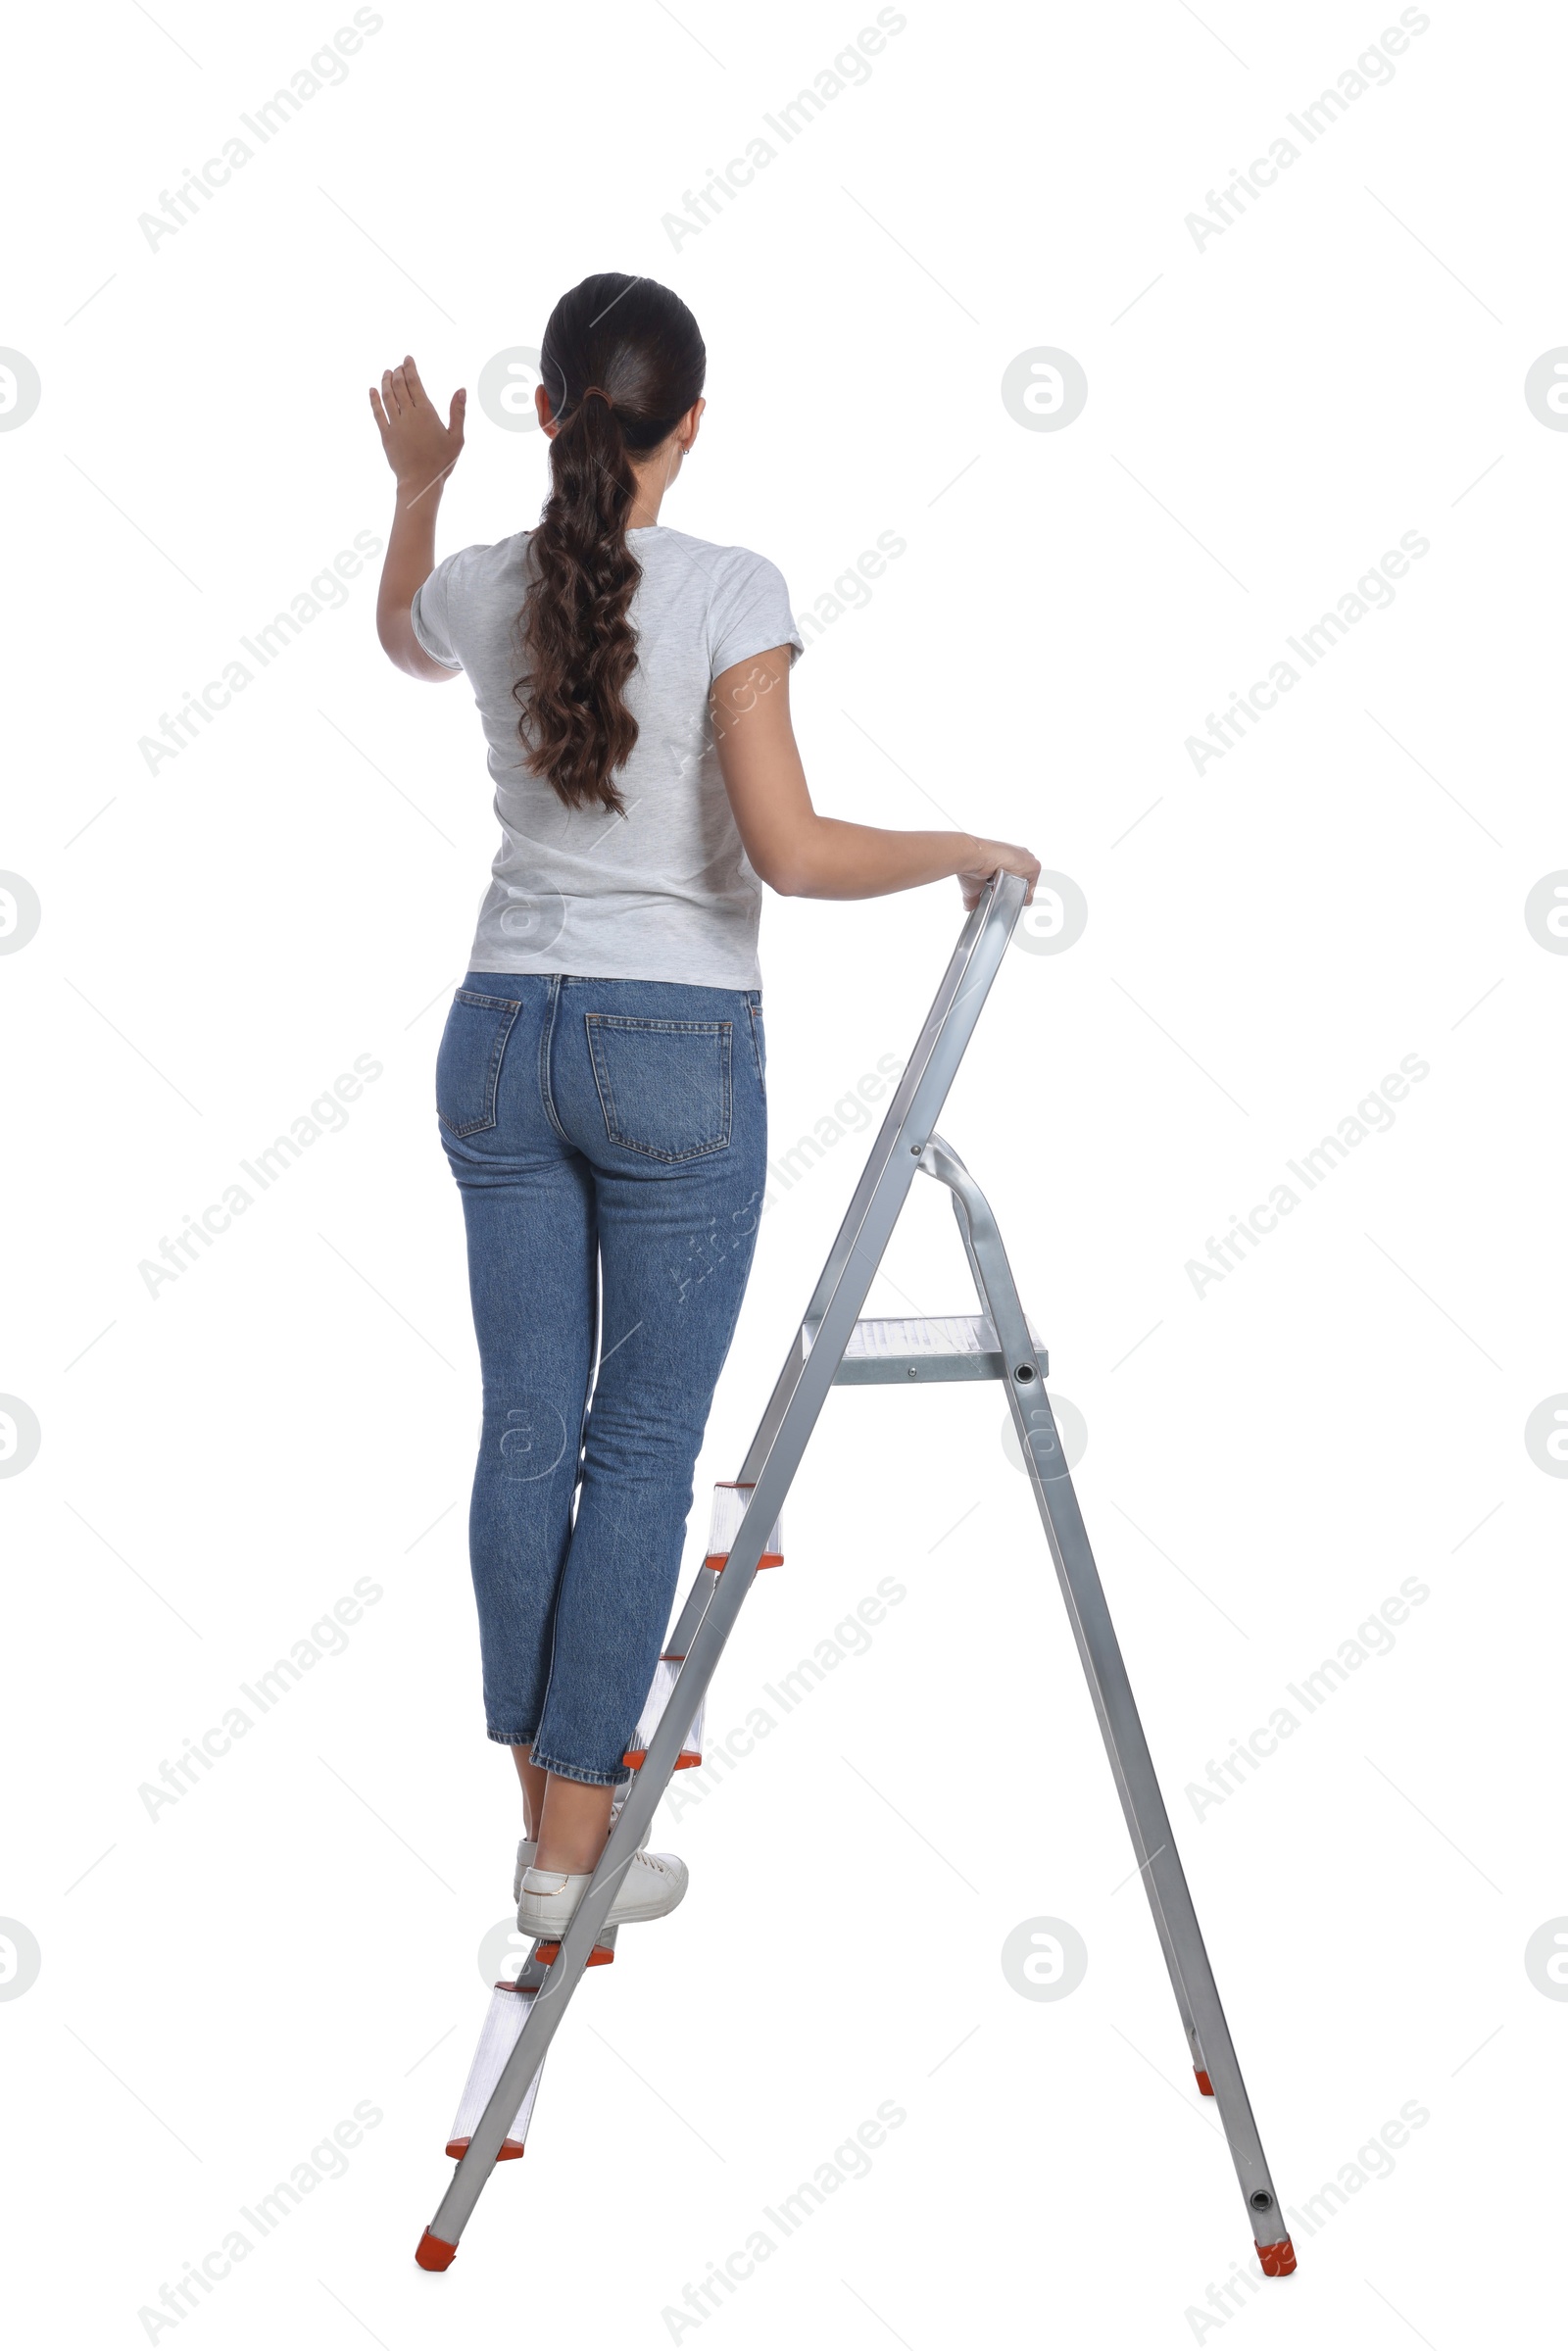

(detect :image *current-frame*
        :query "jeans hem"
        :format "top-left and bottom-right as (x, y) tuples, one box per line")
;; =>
(527, 1747), (633, 1788)
(486, 1729), (539, 1748)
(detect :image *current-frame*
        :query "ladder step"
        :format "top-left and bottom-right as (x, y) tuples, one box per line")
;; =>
(808, 1312), (1046, 1385)
(445, 1984), (543, 2162)
(443, 1933), (617, 2157)
(623, 1653), (704, 1772)
(701, 1480), (783, 1572)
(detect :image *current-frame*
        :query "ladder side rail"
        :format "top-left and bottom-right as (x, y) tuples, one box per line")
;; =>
(922, 1138), (1289, 2252)
(663, 1564), (720, 1657)
(423, 877), (1028, 2254)
(787, 874), (1012, 1328)
(922, 1143), (1208, 2082)
(737, 873), (1026, 1476)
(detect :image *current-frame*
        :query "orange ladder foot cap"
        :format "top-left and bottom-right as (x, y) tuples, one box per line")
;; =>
(1256, 2236), (1297, 2278)
(416, 2229), (458, 2272)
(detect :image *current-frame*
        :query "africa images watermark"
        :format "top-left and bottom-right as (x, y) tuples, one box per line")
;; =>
(1184, 1053), (1430, 1298)
(137, 1054), (384, 1298)
(671, 1042), (913, 1301)
(136, 10), (386, 252)
(1184, 531), (1430, 777)
(796, 529), (908, 647)
(763, 1054), (908, 1213)
(1184, 1572), (1431, 1823)
(668, 524), (907, 786)
(135, 2099), (384, 2341)
(135, 1576), (385, 1825)
(660, 2098), (907, 2339)
(136, 534), (382, 775)
(1182, 2098), (1430, 2339)
(661, 8), (908, 250)
(1183, 9), (1433, 255)
(664, 1573), (908, 1823)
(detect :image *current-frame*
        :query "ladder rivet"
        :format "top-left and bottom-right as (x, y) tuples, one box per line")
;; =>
(1013, 1363), (1036, 1383)
(1250, 2191), (1273, 2212)
(910, 1143), (923, 1154)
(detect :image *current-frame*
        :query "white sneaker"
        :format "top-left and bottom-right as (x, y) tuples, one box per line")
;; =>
(517, 1848), (688, 1936)
(513, 1838), (537, 1903)
(513, 1806), (650, 1900)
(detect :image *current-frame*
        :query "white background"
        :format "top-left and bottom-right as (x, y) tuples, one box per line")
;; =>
(3, 2), (1565, 2344)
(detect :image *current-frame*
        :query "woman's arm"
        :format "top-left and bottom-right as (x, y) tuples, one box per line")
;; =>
(368, 355), (466, 681)
(711, 647), (1039, 911)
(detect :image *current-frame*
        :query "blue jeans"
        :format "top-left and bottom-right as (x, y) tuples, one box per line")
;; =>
(436, 973), (767, 1786)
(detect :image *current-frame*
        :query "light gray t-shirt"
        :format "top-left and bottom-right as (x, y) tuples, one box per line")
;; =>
(411, 524), (804, 990)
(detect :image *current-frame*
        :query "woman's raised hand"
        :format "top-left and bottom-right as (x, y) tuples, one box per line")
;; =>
(369, 355), (466, 497)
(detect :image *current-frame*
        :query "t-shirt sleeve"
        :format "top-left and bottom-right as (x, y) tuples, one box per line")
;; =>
(708, 550), (806, 681)
(409, 546), (475, 670)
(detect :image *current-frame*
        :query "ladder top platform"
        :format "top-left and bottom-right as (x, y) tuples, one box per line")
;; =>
(807, 1311), (1048, 1385)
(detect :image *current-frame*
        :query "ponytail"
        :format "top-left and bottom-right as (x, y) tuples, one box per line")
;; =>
(514, 275), (707, 815)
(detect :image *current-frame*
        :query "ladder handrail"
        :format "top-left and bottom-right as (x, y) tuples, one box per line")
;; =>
(738, 869), (1028, 1478)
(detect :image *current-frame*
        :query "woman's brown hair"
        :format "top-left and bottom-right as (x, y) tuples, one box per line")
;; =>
(514, 272), (707, 815)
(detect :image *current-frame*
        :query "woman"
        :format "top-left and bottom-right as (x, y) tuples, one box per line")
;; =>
(370, 272), (1038, 1941)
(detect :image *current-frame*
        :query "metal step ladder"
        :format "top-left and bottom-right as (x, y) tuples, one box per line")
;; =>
(416, 869), (1297, 2280)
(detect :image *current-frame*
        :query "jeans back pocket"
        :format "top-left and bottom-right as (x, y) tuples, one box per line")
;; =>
(436, 989), (521, 1137)
(585, 1014), (733, 1161)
